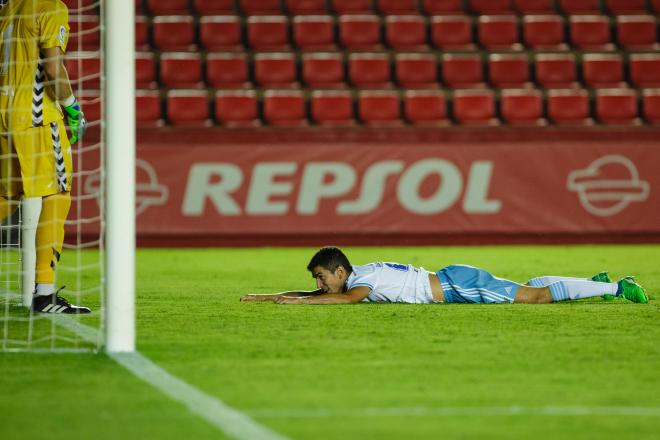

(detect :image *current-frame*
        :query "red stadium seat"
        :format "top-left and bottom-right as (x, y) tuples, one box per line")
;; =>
(240, 0), (282, 14)
(159, 52), (204, 88)
(513, 0), (555, 13)
(293, 15), (336, 50)
(286, 0), (327, 14)
(395, 53), (438, 88)
(66, 52), (100, 89)
(569, 15), (613, 50)
(358, 90), (404, 126)
(152, 16), (196, 51)
(135, 52), (157, 89)
(247, 16), (290, 50)
(595, 89), (640, 125)
(442, 53), (485, 88)
(403, 90), (449, 126)
(310, 90), (356, 126)
(135, 16), (149, 50)
(263, 90), (308, 127)
(547, 88), (593, 125)
(348, 52), (392, 88)
(62, 0), (96, 12)
(136, 90), (164, 127)
(452, 89), (499, 126)
(339, 15), (382, 50)
(488, 53), (531, 88)
(422, 0), (464, 14)
(254, 52), (299, 88)
(193, 0), (236, 14)
(500, 89), (546, 126)
(558, 0), (601, 14)
(385, 15), (428, 50)
(604, 0), (648, 14)
(642, 89), (660, 124)
(377, 0), (419, 14)
(582, 53), (625, 89)
(478, 15), (521, 50)
(469, 0), (514, 14)
(331, 0), (374, 14)
(616, 15), (659, 50)
(215, 90), (261, 127)
(146, 0), (189, 15)
(136, 0), (142, 13)
(166, 90), (212, 127)
(206, 53), (251, 88)
(68, 15), (100, 51)
(431, 15), (475, 50)
(199, 16), (243, 51)
(523, 15), (567, 50)
(535, 53), (578, 88)
(630, 54), (660, 88)
(301, 52), (346, 88)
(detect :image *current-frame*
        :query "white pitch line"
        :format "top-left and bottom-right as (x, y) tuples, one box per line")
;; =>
(49, 315), (291, 440)
(248, 405), (660, 419)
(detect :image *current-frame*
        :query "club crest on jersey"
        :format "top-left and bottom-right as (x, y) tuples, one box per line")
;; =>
(58, 25), (66, 46)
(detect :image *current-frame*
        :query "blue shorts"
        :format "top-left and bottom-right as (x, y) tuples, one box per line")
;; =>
(436, 265), (520, 304)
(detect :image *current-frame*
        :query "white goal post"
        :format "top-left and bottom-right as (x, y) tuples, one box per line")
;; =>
(105, 0), (135, 353)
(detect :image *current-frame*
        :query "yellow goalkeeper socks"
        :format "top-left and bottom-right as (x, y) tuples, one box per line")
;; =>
(0, 196), (19, 222)
(35, 193), (71, 286)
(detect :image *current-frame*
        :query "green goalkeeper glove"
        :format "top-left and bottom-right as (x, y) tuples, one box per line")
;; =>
(62, 98), (88, 144)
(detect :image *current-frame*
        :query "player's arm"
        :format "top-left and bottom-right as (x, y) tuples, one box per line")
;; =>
(276, 286), (371, 305)
(42, 46), (87, 144)
(240, 289), (323, 302)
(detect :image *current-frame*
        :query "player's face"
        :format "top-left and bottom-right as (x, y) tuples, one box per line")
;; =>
(311, 265), (347, 294)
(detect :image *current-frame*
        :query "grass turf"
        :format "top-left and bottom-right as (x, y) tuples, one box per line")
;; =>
(1, 245), (659, 440)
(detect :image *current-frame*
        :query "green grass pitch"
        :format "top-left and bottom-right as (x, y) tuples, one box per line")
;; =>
(1, 245), (660, 440)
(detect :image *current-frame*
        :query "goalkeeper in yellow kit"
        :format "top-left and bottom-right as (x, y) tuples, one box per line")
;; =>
(0, 0), (89, 313)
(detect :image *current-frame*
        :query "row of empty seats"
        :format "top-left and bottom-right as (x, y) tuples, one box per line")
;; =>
(76, 88), (660, 127)
(116, 14), (659, 53)
(65, 51), (660, 90)
(115, 0), (660, 16)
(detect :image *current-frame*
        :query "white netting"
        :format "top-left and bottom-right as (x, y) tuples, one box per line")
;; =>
(0, 0), (104, 352)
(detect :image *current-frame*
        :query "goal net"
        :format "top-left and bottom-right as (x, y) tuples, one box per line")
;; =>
(0, 0), (134, 353)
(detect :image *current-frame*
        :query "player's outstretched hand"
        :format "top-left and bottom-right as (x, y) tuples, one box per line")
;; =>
(275, 296), (306, 305)
(63, 98), (88, 144)
(240, 294), (275, 302)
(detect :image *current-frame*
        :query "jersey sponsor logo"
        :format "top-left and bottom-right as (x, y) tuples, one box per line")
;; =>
(385, 263), (408, 272)
(58, 25), (67, 47)
(182, 159), (501, 217)
(567, 155), (650, 217)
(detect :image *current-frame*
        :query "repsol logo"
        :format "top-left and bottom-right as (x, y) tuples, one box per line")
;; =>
(182, 159), (501, 216)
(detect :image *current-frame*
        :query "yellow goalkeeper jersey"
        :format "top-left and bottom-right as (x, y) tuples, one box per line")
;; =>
(0, 0), (69, 132)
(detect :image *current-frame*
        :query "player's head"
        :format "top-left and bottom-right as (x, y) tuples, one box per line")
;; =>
(307, 246), (352, 293)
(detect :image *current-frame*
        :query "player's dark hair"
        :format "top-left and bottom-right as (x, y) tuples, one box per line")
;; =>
(307, 246), (352, 275)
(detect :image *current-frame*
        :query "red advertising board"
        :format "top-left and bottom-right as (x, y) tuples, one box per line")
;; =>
(69, 136), (660, 244)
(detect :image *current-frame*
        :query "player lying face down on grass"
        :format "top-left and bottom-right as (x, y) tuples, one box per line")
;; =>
(240, 246), (649, 305)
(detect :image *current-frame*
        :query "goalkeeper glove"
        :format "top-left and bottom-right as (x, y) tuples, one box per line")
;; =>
(62, 98), (88, 144)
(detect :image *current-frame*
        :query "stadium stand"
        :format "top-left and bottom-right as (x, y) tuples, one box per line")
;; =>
(166, 90), (212, 126)
(403, 89), (450, 126)
(302, 52), (346, 88)
(136, 90), (164, 127)
(643, 89), (660, 124)
(199, 16), (243, 51)
(215, 90), (261, 127)
(104, 0), (660, 127)
(263, 90), (308, 126)
(310, 90), (356, 126)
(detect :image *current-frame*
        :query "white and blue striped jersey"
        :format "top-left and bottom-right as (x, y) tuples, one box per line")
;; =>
(346, 262), (434, 304)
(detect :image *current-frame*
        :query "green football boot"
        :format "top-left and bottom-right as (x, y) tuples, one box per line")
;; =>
(591, 272), (617, 301)
(616, 277), (648, 304)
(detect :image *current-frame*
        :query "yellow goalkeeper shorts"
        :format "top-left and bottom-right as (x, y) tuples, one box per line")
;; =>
(0, 120), (72, 198)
